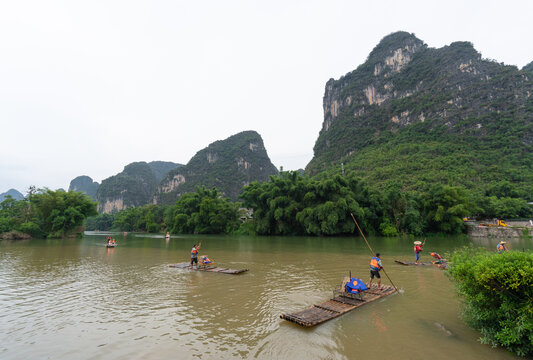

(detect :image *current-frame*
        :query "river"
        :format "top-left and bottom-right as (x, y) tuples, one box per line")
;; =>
(1, 233), (531, 359)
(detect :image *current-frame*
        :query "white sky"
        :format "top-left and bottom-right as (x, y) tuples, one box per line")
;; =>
(1, 0), (532, 194)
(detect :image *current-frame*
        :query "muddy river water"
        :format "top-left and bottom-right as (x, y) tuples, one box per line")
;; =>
(1, 233), (531, 359)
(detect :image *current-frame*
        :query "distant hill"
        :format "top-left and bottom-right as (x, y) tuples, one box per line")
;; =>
(155, 131), (279, 203)
(523, 61), (533, 78)
(147, 161), (182, 183)
(95, 162), (158, 213)
(0, 189), (24, 201)
(70, 161), (181, 213)
(307, 31), (533, 198)
(68, 176), (99, 199)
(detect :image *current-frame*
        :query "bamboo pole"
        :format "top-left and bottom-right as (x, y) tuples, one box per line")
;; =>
(350, 213), (399, 293)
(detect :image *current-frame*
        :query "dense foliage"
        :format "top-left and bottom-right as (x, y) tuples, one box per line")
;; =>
(0, 189), (97, 238)
(240, 172), (378, 235)
(86, 186), (240, 235)
(307, 32), (532, 206)
(167, 187), (240, 234)
(86, 172), (532, 237)
(240, 171), (532, 236)
(448, 248), (533, 356)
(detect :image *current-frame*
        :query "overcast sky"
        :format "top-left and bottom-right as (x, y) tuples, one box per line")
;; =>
(1, 0), (532, 194)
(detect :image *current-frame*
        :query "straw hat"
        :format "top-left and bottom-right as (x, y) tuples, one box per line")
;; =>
(414, 241), (422, 245)
(499, 241), (507, 244)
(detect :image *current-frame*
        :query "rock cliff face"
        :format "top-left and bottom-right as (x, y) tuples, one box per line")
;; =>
(95, 162), (158, 213)
(155, 131), (278, 203)
(77, 161), (181, 213)
(68, 175), (99, 200)
(307, 31), (533, 195)
(147, 161), (182, 183)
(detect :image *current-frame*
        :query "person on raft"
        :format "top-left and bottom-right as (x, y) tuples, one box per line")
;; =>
(190, 243), (201, 268)
(414, 241), (424, 263)
(430, 252), (444, 264)
(200, 255), (212, 267)
(496, 241), (507, 253)
(368, 253), (383, 290)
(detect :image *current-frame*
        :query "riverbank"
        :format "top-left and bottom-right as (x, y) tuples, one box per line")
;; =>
(0, 230), (31, 240)
(467, 222), (532, 238)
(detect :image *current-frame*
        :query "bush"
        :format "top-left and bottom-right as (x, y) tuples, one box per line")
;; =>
(447, 247), (533, 356)
(379, 220), (399, 236)
(17, 221), (42, 238)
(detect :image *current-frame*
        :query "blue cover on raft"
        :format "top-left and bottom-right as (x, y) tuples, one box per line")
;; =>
(345, 278), (368, 293)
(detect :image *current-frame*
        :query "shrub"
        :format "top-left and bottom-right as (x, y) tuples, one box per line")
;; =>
(447, 247), (533, 356)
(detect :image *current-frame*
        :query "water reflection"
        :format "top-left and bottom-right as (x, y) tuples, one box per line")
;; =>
(0, 234), (526, 359)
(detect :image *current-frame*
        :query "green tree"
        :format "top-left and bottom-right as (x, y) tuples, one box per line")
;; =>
(168, 186), (239, 234)
(240, 172), (381, 236)
(84, 213), (115, 231)
(423, 185), (473, 234)
(30, 189), (97, 237)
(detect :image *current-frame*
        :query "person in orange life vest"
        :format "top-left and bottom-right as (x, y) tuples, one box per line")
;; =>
(430, 252), (444, 264)
(496, 241), (507, 253)
(414, 241), (424, 263)
(200, 255), (212, 266)
(368, 253), (383, 290)
(190, 244), (201, 268)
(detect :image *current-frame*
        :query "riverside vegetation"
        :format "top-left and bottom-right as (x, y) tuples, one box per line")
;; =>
(0, 188), (97, 238)
(83, 171), (532, 237)
(448, 248), (533, 357)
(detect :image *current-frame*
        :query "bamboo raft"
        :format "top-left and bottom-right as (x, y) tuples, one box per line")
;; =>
(395, 260), (433, 266)
(280, 284), (396, 327)
(169, 262), (248, 274)
(395, 260), (448, 269)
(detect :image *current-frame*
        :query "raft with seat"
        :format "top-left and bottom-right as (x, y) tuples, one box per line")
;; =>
(168, 262), (248, 274)
(280, 283), (396, 327)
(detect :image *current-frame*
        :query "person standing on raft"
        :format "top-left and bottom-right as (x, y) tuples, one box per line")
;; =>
(190, 243), (201, 269)
(414, 241), (424, 263)
(368, 253), (383, 290)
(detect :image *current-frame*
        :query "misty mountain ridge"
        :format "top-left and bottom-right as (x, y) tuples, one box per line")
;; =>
(0, 189), (24, 202)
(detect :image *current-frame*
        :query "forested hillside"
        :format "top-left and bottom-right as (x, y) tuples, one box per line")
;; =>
(147, 161), (182, 183)
(155, 131), (278, 203)
(307, 31), (533, 200)
(68, 176), (99, 200)
(96, 162), (158, 213)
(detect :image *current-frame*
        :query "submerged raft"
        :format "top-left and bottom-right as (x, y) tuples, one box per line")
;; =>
(280, 284), (396, 327)
(169, 262), (248, 274)
(395, 260), (448, 269)
(395, 260), (433, 266)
